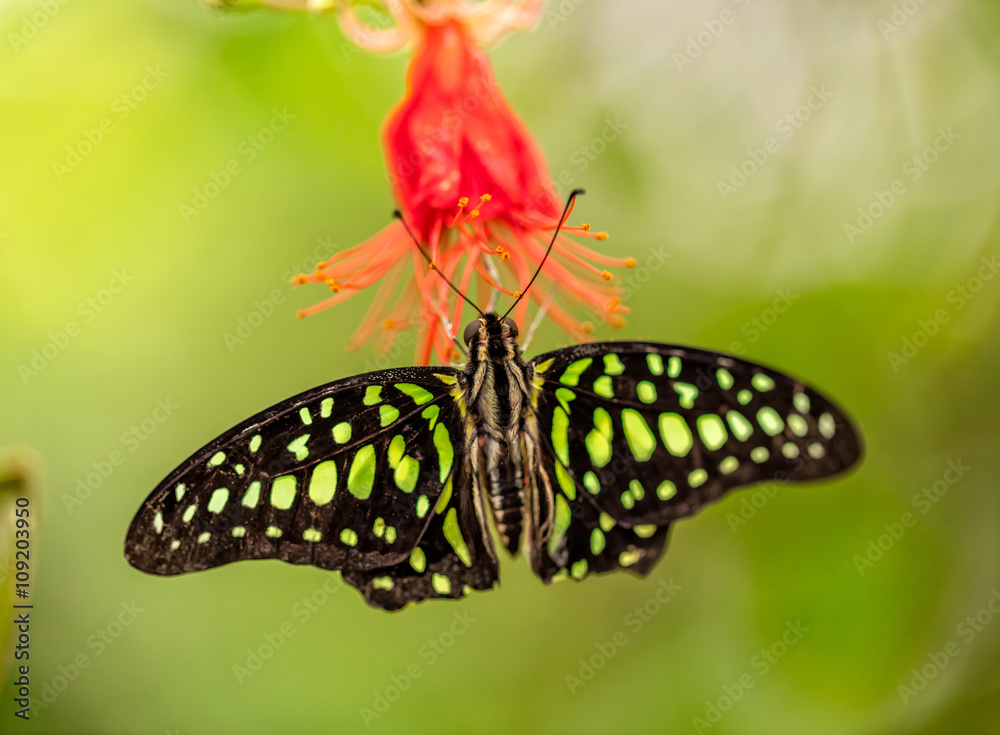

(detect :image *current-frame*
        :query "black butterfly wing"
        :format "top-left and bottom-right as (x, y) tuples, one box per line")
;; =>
(525, 342), (863, 580)
(124, 367), (475, 582)
(342, 453), (499, 611)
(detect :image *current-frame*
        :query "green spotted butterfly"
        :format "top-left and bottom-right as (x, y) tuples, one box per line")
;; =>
(124, 311), (863, 610)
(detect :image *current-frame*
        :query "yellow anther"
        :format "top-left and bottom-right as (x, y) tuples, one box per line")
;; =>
(623, 257), (636, 268)
(601, 270), (612, 281)
(608, 314), (626, 329)
(324, 279), (342, 293)
(499, 251), (511, 261)
(595, 232), (609, 241)
(429, 261), (438, 270)
(605, 297), (621, 311)
(316, 261), (327, 269)
(513, 291), (522, 299)
(470, 209), (480, 218)
(581, 321), (596, 335)
(480, 193), (492, 202)
(458, 197), (469, 207)
(581, 223), (591, 231)
(296, 310), (308, 319)
(291, 274), (308, 285)
(382, 319), (395, 329)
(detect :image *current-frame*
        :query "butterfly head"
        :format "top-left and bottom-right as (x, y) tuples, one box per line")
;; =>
(463, 313), (519, 360)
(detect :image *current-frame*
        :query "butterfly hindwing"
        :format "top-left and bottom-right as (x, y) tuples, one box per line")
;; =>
(124, 367), (466, 577)
(524, 434), (671, 584)
(342, 456), (499, 610)
(529, 342), (863, 530)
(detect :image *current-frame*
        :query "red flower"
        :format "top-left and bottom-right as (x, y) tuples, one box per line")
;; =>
(291, 1), (634, 364)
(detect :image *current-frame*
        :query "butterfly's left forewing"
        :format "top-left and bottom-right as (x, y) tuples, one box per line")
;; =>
(525, 342), (863, 581)
(124, 367), (475, 583)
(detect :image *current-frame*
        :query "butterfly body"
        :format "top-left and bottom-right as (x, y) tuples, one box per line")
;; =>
(125, 314), (863, 610)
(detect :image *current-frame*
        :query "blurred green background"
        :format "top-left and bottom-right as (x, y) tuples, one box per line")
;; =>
(3, 0), (1000, 732)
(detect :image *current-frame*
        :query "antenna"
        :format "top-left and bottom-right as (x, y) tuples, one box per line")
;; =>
(394, 210), (484, 318)
(503, 188), (584, 319)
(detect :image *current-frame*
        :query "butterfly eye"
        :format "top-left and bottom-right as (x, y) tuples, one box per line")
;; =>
(501, 316), (519, 339)
(463, 320), (482, 346)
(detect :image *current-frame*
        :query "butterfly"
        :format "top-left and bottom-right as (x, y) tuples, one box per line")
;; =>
(124, 192), (863, 611)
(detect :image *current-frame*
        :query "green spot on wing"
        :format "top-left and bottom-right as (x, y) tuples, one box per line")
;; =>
(697, 413), (728, 451)
(559, 357), (592, 387)
(394, 456), (420, 493)
(555, 387), (577, 412)
(435, 476), (453, 514)
(622, 409), (656, 462)
(636, 381), (657, 404)
(659, 413), (692, 456)
(242, 481), (261, 508)
(757, 407), (784, 436)
(421, 404), (440, 429)
(590, 528), (606, 554)
(340, 528), (358, 546)
(432, 573), (451, 595)
(416, 495), (430, 518)
(410, 547), (426, 572)
(286, 434), (310, 461)
(395, 383), (434, 406)
(603, 353), (625, 375)
(380, 404), (399, 427)
(308, 461), (337, 505)
(388, 434), (405, 469)
(249, 435), (261, 453)
(555, 462), (576, 500)
(347, 445), (376, 499)
(583, 471), (600, 495)
(270, 475), (297, 509)
(433, 423), (453, 483)
(668, 356), (682, 378)
(726, 410), (753, 441)
(657, 480), (677, 500)
(209, 451), (226, 467)
(443, 508), (472, 566)
(571, 559), (589, 579)
(738, 389), (753, 405)
(647, 353), (664, 376)
(363, 386), (382, 405)
(688, 468), (708, 488)
(673, 382), (698, 409)
(299, 407), (312, 425)
(303, 528), (322, 542)
(593, 375), (614, 398)
(552, 406), (571, 466)
(320, 397), (333, 418)
(716, 368), (734, 390)
(332, 422), (352, 444)
(752, 373), (775, 392)
(548, 495), (571, 554)
(207, 488), (229, 514)
(634, 524), (657, 538)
